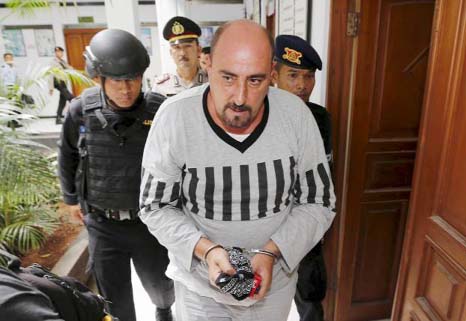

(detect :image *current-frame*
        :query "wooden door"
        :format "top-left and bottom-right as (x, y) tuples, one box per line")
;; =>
(64, 28), (103, 95)
(392, 1), (466, 321)
(334, 1), (435, 321)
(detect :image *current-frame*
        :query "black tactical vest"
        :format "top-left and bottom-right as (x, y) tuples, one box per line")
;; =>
(79, 87), (162, 210)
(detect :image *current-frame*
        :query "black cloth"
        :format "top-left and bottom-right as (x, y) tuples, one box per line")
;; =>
(85, 215), (174, 321)
(54, 78), (74, 119)
(58, 87), (174, 321)
(58, 88), (156, 206)
(77, 88), (154, 210)
(295, 288), (324, 321)
(0, 267), (64, 321)
(306, 102), (332, 163)
(295, 102), (332, 321)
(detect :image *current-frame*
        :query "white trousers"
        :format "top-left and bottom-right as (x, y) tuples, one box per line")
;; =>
(174, 279), (296, 321)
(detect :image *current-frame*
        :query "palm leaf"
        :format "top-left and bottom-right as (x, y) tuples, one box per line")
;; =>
(1, 222), (46, 253)
(0, 204), (59, 254)
(0, 137), (59, 209)
(2, 1), (77, 24)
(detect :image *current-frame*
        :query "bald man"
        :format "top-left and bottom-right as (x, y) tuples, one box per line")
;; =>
(140, 20), (336, 321)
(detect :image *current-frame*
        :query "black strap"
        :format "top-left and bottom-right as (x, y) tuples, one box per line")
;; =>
(94, 109), (108, 128)
(81, 87), (103, 113)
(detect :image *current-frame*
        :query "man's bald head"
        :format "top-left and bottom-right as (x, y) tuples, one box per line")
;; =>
(210, 20), (274, 63)
(207, 19), (274, 134)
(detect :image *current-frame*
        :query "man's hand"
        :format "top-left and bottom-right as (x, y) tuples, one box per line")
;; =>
(205, 247), (235, 288)
(49, 89), (54, 96)
(250, 240), (281, 300)
(69, 204), (84, 223)
(194, 238), (235, 288)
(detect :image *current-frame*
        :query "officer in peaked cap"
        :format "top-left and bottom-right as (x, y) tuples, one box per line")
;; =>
(272, 34), (332, 321)
(152, 16), (207, 97)
(163, 16), (201, 43)
(273, 34), (322, 79)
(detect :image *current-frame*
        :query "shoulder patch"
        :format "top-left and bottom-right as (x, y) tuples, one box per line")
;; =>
(143, 119), (153, 126)
(155, 74), (170, 85)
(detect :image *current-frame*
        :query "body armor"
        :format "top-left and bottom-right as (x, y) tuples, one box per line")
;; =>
(77, 87), (162, 210)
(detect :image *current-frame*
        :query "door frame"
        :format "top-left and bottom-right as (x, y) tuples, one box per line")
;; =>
(324, 0), (358, 319)
(390, 0), (466, 320)
(63, 27), (106, 62)
(326, 1), (441, 321)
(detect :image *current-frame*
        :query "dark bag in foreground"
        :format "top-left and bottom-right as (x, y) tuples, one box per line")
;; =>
(0, 249), (116, 321)
(296, 242), (327, 302)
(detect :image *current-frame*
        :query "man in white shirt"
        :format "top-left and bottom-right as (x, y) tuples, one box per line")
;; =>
(1, 53), (17, 87)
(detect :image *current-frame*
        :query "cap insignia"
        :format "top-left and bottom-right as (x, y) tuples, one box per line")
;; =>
(172, 21), (184, 35)
(283, 47), (302, 65)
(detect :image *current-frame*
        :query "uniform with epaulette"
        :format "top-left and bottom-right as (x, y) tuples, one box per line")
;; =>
(274, 34), (333, 321)
(152, 69), (207, 97)
(58, 29), (174, 321)
(152, 16), (208, 97)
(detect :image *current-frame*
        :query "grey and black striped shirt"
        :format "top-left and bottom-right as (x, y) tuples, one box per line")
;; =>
(139, 84), (335, 305)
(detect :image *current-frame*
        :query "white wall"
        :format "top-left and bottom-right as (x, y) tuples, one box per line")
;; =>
(310, 0), (331, 106)
(187, 3), (245, 21)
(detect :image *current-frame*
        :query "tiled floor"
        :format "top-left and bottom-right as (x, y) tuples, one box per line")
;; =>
(131, 262), (300, 321)
(22, 116), (62, 135)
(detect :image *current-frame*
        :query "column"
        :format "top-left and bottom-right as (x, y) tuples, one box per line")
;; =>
(104, 0), (140, 37)
(155, 0), (186, 74)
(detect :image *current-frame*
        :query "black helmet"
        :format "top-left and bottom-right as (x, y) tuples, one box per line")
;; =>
(84, 58), (97, 78)
(84, 29), (150, 79)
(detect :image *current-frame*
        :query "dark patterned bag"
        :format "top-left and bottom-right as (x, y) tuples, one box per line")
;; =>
(0, 249), (116, 321)
(215, 247), (261, 301)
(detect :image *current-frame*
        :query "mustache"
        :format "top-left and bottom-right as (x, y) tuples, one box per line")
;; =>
(225, 103), (252, 112)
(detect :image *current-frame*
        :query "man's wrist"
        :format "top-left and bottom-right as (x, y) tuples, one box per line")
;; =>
(194, 236), (216, 261)
(203, 244), (224, 262)
(250, 248), (278, 261)
(262, 240), (281, 259)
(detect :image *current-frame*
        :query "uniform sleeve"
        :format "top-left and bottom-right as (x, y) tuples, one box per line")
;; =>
(271, 105), (336, 272)
(323, 110), (333, 164)
(139, 108), (204, 271)
(57, 99), (82, 205)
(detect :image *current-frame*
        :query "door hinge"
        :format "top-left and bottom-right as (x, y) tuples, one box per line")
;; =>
(347, 12), (360, 37)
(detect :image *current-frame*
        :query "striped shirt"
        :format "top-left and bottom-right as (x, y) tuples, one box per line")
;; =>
(140, 84), (335, 305)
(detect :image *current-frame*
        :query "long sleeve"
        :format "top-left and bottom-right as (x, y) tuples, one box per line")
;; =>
(271, 107), (336, 272)
(57, 100), (82, 205)
(139, 107), (204, 271)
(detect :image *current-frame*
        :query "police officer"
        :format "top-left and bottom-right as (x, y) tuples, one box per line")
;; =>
(199, 46), (211, 73)
(58, 29), (174, 321)
(272, 34), (332, 321)
(152, 16), (207, 97)
(51, 46), (75, 124)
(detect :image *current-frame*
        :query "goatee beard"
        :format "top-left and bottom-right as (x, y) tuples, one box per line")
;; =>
(222, 103), (252, 129)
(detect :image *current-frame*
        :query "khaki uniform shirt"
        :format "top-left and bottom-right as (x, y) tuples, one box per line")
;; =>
(151, 69), (207, 97)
